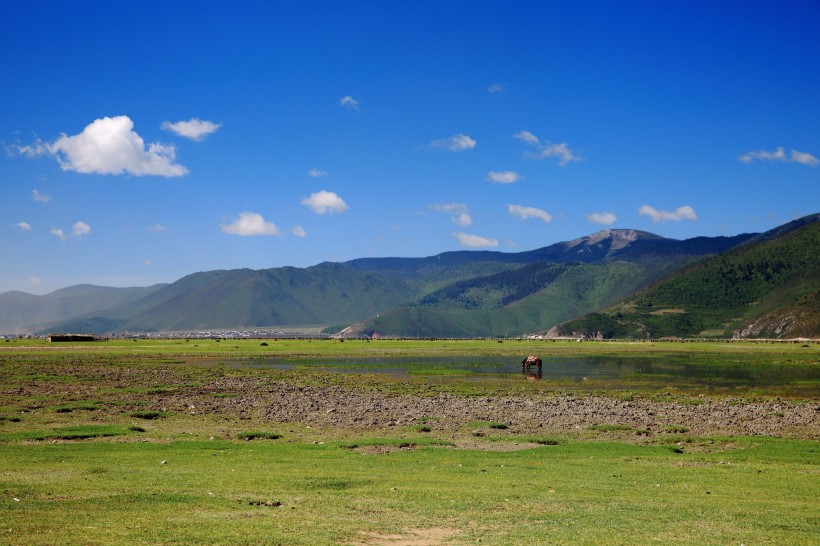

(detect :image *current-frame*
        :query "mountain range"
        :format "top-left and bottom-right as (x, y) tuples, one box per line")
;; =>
(553, 215), (820, 340)
(2, 214), (817, 339)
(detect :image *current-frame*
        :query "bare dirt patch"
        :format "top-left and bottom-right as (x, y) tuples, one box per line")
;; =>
(3, 359), (818, 441)
(352, 527), (464, 545)
(192, 376), (818, 439)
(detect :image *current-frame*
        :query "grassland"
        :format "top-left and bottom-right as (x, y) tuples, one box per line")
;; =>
(0, 339), (817, 544)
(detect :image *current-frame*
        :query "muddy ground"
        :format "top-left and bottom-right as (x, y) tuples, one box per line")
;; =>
(192, 376), (819, 439)
(5, 360), (818, 441)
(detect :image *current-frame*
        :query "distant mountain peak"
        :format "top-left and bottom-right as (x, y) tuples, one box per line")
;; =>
(567, 229), (663, 251)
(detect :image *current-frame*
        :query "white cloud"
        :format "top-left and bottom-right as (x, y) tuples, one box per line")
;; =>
(586, 211), (617, 226)
(738, 147), (787, 164)
(161, 118), (221, 141)
(487, 83), (505, 93)
(533, 143), (581, 165)
(301, 190), (349, 214)
(220, 211), (282, 236)
(32, 189), (51, 203)
(515, 130), (581, 166)
(340, 96), (360, 110)
(28, 276), (45, 287)
(427, 134), (476, 152)
(790, 149), (819, 166)
(431, 203), (473, 227)
(454, 212), (473, 226)
(639, 204), (698, 223)
(72, 221), (91, 238)
(507, 204), (553, 223)
(22, 116), (188, 177)
(486, 171), (521, 184)
(513, 130), (539, 145)
(292, 225), (307, 237)
(453, 232), (499, 247)
(50, 227), (66, 241)
(144, 259), (152, 266)
(147, 223), (167, 232)
(15, 222), (32, 231)
(8, 141), (48, 158)
(738, 147), (818, 166)
(308, 168), (327, 178)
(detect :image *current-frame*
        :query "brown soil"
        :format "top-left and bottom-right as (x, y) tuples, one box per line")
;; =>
(149, 375), (819, 439)
(5, 361), (818, 440)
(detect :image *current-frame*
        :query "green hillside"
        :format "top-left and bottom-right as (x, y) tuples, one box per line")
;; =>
(555, 220), (820, 339)
(24, 223), (796, 337)
(0, 285), (164, 333)
(344, 261), (676, 338)
(47, 264), (419, 333)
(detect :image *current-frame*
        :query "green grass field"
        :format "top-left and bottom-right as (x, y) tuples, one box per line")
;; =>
(1, 436), (817, 544)
(0, 339), (817, 544)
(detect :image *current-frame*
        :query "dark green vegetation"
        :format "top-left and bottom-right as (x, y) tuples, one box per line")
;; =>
(558, 216), (820, 339)
(350, 261), (677, 338)
(0, 339), (817, 544)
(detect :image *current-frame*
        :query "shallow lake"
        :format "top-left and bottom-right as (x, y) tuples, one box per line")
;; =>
(202, 355), (819, 394)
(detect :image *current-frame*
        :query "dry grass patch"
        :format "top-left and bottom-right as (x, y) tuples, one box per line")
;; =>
(353, 527), (463, 545)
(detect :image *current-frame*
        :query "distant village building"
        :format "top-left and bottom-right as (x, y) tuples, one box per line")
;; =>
(46, 333), (96, 342)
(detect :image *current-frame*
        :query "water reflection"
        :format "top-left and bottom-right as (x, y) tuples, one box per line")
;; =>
(198, 354), (818, 392)
(523, 369), (542, 381)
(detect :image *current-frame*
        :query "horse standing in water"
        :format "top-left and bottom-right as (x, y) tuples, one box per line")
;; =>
(522, 355), (542, 371)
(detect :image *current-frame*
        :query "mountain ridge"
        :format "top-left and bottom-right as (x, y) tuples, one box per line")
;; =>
(3, 216), (816, 338)
(552, 216), (820, 340)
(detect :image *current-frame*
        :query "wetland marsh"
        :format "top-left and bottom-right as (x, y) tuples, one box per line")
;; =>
(0, 339), (817, 544)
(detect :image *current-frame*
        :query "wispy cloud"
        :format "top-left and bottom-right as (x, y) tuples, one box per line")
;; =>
(639, 205), (698, 223)
(790, 149), (820, 166)
(514, 130), (580, 166)
(431, 203), (473, 227)
(486, 171), (521, 184)
(301, 190), (349, 214)
(308, 168), (327, 178)
(507, 204), (552, 223)
(427, 134), (476, 152)
(10, 116), (188, 177)
(487, 83), (505, 93)
(738, 147), (818, 166)
(453, 232), (499, 247)
(7, 141), (48, 158)
(31, 189), (51, 203)
(147, 223), (167, 232)
(161, 118), (221, 141)
(513, 130), (539, 145)
(586, 211), (617, 226)
(72, 221), (91, 238)
(340, 96), (360, 110)
(15, 221), (32, 231)
(28, 276), (45, 288)
(46, 221), (92, 240)
(220, 211), (281, 236)
(291, 225), (307, 237)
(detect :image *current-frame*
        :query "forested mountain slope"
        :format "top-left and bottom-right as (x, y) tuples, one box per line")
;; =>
(553, 218), (820, 339)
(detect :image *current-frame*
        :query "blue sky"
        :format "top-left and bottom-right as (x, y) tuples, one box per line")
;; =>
(2, 1), (818, 295)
